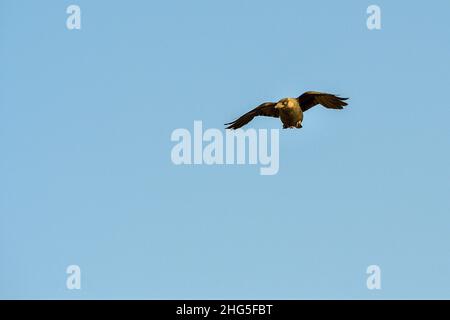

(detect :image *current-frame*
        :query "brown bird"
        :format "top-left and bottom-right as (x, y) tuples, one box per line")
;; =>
(225, 91), (349, 129)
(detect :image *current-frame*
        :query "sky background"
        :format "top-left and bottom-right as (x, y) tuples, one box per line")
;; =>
(1, 0), (450, 299)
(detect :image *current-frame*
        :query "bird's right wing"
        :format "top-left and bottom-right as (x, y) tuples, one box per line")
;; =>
(225, 102), (279, 129)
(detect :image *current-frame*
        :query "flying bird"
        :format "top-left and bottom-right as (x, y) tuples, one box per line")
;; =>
(225, 91), (349, 129)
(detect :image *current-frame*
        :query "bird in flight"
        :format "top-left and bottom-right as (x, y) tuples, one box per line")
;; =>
(225, 91), (349, 129)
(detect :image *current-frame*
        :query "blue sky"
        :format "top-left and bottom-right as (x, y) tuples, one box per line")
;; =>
(1, 0), (450, 299)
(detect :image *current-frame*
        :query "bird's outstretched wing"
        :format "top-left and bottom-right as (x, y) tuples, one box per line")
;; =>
(297, 91), (349, 112)
(225, 102), (279, 129)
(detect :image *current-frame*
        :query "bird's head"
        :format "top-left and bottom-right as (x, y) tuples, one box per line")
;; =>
(275, 98), (294, 109)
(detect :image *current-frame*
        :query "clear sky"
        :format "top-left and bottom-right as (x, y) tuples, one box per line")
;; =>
(1, 0), (450, 299)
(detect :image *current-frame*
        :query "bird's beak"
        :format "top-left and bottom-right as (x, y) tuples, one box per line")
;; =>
(275, 103), (282, 109)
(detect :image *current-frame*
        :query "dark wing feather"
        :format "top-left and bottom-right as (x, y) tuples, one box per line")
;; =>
(297, 91), (349, 112)
(225, 102), (278, 129)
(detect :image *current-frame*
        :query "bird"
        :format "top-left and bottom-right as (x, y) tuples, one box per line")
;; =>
(225, 91), (349, 130)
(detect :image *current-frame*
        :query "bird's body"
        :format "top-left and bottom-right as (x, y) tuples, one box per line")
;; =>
(225, 91), (348, 130)
(277, 98), (303, 128)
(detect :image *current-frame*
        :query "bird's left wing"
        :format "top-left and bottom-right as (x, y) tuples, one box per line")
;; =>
(225, 102), (278, 129)
(297, 91), (349, 112)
